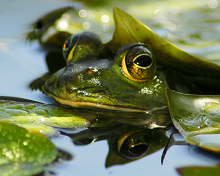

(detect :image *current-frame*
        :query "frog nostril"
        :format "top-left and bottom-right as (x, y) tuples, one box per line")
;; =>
(87, 68), (95, 76)
(87, 68), (99, 76)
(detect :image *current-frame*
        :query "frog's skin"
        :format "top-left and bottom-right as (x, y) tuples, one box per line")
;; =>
(34, 31), (199, 113)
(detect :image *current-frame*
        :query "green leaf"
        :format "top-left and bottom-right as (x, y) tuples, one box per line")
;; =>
(16, 123), (59, 138)
(0, 120), (58, 164)
(166, 89), (220, 152)
(0, 99), (89, 137)
(176, 166), (220, 176)
(0, 120), (58, 175)
(0, 163), (43, 176)
(106, 7), (220, 79)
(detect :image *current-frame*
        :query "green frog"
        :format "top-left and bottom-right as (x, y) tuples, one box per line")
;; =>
(31, 31), (204, 114)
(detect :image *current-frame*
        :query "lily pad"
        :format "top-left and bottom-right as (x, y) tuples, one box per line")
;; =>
(0, 120), (58, 175)
(106, 7), (220, 79)
(166, 88), (220, 152)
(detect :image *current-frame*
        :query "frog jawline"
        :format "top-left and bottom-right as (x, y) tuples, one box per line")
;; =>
(49, 94), (167, 113)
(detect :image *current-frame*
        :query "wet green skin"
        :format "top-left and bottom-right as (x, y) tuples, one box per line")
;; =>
(43, 66), (166, 112)
(40, 32), (194, 112)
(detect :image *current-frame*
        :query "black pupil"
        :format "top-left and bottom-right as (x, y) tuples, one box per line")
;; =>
(134, 55), (152, 67)
(65, 37), (72, 48)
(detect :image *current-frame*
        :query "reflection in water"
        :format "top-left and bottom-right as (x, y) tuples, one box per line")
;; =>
(63, 120), (169, 167)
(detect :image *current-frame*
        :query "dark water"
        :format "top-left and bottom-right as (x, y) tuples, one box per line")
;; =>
(0, 0), (220, 175)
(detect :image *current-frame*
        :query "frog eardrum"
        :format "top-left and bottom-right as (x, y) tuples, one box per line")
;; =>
(118, 43), (156, 82)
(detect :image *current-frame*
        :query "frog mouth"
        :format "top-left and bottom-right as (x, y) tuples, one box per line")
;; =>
(45, 92), (168, 113)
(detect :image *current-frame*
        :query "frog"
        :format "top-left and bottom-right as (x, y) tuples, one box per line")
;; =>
(30, 31), (204, 115)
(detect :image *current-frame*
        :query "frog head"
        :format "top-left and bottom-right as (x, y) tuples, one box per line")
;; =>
(41, 31), (196, 112)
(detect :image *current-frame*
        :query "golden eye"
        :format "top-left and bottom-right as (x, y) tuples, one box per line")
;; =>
(120, 44), (156, 82)
(63, 31), (107, 63)
(63, 34), (79, 62)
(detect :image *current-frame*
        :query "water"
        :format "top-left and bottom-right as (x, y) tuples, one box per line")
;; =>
(1, 0), (220, 175)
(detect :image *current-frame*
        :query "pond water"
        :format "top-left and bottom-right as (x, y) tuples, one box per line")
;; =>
(0, 0), (220, 175)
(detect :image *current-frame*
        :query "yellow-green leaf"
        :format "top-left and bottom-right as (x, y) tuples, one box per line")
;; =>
(166, 88), (220, 152)
(0, 99), (89, 129)
(0, 121), (58, 165)
(16, 123), (59, 138)
(176, 166), (220, 176)
(106, 7), (220, 78)
(0, 163), (43, 176)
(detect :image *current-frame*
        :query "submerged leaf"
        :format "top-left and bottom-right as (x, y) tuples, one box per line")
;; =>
(166, 89), (220, 152)
(106, 7), (220, 79)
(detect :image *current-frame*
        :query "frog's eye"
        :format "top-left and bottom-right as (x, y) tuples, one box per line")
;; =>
(120, 44), (156, 82)
(62, 31), (107, 63)
(63, 34), (80, 62)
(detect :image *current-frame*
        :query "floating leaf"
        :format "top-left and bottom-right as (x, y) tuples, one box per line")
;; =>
(0, 163), (43, 176)
(106, 7), (220, 79)
(0, 120), (58, 175)
(0, 98), (89, 129)
(176, 166), (220, 176)
(0, 120), (58, 164)
(166, 89), (220, 152)
(17, 123), (59, 138)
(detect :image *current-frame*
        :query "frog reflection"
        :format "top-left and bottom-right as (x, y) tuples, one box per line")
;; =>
(60, 123), (169, 166)
(31, 31), (200, 113)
